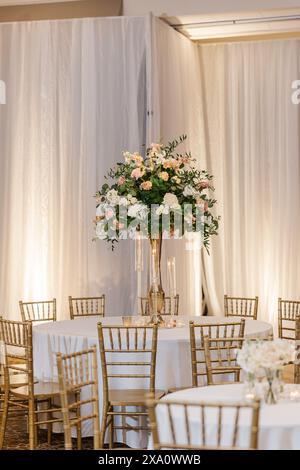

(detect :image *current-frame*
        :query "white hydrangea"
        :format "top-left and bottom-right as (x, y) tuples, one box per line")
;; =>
(156, 204), (170, 216)
(237, 339), (295, 374)
(119, 197), (129, 206)
(128, 203), (149, 220)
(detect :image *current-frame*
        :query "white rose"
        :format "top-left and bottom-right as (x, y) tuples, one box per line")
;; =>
(127, 194), (138, 205)
(172, 176), (181, 184)
(123, 151), (132, 164)
(163, 193), (180, 208)
(183, 185), (198, 198)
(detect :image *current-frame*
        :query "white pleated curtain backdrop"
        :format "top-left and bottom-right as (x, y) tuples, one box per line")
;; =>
(150, 17), (205, 316)
(199, 40), (300, 325)
(0, 17), (147, 319)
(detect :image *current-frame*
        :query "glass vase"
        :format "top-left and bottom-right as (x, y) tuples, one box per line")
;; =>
(264, 369), (282, 404)
(243, 372), (257, 401)
(148, 236), (165, 325)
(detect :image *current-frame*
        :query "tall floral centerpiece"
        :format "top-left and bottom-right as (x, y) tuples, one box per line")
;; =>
(94, 135), (219, 323)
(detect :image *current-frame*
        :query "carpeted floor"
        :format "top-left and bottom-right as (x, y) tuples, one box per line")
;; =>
(1, 415), (94, 450)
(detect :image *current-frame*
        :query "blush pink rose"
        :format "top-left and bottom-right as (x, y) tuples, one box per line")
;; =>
(163, 159), (180, 170)
(150, 143), (163, 152)
(113, 220), (124, 229)
(131, 167), (145, 179)
(140, 181), (152, 191)
(105, 208), (115, 219)
(199, 180), (210, 189)
(158, 171), (169, 181)
(117, 176), (126, 186)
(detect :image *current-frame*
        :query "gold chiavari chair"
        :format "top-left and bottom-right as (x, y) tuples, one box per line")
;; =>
(97, 323), (164, 448)
(69, 295), (105, 320)
(139, 295), (179, 316)
(19, 299), (56, 323)
(147, 397), (260, 450)
(0, 317), (29, 412)
(293, 317), (300, 384)
(203, 336), (244, 385)
(224, 295), (259, 320)
(0, 319), (80, 450)
(189, 319), (245, 387)
(278, 298), (300, 340)
(278, 299), (300, 383)
(56, 347), (100, 450)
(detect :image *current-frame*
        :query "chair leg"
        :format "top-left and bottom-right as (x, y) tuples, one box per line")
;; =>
(109, 409), (114, 449)
(100, 407), (109, 449)
(28, 399), (36, 450)
(0, 387), (9, 449)
(75, 391), (82, 450)
(47, 398), (52, 446)
(121, 406), (126, 444)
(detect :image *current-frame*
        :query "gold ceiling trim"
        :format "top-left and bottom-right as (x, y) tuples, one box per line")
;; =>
(0, 0), (123, 23)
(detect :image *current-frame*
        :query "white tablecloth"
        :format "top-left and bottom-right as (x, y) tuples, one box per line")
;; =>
(157, 384), (300, 450)
(33, 315), (272, 445)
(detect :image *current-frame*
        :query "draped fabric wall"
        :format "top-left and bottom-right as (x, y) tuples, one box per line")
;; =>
(0, 17), (147, 319)
(0, 15), (207, 320)
(1, 16), (299, 325)
(199, 40), (300, 325)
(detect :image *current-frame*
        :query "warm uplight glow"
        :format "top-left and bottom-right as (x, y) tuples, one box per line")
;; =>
(171, 9), (300, 41)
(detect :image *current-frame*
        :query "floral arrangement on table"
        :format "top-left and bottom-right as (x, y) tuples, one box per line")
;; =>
(94, 135), (219, 251)
(94, 135), (219, 323)
(237, 339), (295, 404)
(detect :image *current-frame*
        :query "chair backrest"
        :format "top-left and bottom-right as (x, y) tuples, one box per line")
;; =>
(189, 319), (245, 386)
(56, 347), (100, 450)
(293, 317), (300, 384)
(203, 336), (244, 385)
(278, 298), (300, 339)
(0, 318), (33, 390)
(19, 299), (56, 323)
(98, 323), (158, 403)
(139, 295), (179, 316)
(224, 295), (258, 320)
(147, 397), (260, 450)
(69, 296), (105, 320)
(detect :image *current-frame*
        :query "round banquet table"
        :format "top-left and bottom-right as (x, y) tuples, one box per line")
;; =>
(156, 384), (300, 450)
(33, 315), (272, 447)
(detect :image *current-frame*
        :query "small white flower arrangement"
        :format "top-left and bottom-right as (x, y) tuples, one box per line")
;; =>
(237, 338), (295, 375)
